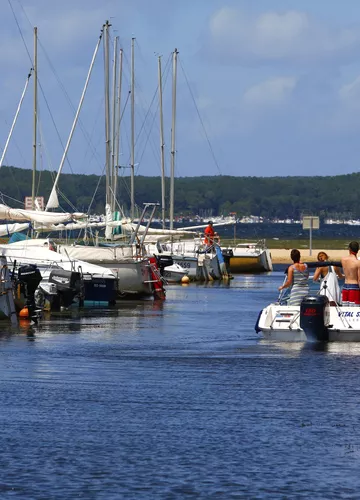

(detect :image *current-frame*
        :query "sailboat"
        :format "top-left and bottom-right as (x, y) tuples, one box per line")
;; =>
(44, 23), (165, 300)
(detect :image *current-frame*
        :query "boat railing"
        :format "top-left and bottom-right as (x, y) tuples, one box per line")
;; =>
(278, 275), (342, 306)
(234, 239), (267, 251)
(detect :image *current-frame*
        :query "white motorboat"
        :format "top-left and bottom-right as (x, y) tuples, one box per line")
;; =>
(255, 262), (360, 342)
(256, 296), (360, 342)
(162, 263), (189, 283)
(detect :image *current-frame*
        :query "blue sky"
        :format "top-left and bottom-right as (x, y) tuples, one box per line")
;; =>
(2, 0), (360, 180)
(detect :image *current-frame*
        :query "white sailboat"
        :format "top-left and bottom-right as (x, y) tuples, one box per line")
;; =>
(42, 24), (165, 300)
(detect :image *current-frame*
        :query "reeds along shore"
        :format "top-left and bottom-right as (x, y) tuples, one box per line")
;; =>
(270, 249), (348, 264)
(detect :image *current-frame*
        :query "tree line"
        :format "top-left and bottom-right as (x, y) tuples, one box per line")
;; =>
(0, 166), (359, 220)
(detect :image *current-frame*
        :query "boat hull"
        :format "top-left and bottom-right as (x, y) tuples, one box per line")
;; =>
(224, 244), (272, 273)
(104, 260), (153, 297)
(162, 264), (188, 283)
(229, 251), (272, 273)
(257, 303), (360, 341)
(0, 256), (17, 325)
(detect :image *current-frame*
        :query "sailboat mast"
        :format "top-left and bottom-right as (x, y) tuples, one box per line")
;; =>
(32, 27), (38, 210)
(130, 37), (135, 220)
(158, 56), (166, 229)
(111, 36), (118, 212)
(104, 20), (112, 208)
(114, 48), (123, 207)
(169, 48), (178, 231)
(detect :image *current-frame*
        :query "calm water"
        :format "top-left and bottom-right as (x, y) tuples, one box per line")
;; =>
(1, 273), (360, 499)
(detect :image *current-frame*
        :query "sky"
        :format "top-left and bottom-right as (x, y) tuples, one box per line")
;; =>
(2, 0), (360, 180)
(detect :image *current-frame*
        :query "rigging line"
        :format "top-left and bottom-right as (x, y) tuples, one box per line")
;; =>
(6, 21), (77, 178)
(37, 36), (107, 165)
(0, 190), (25, 207)
(113, 90), (131, 161)
(124, 82), (160, 167)
(10, 1), (75, 173)
(126, 52), (172, 171)
(86, 165), (106, 215)
(178, 57), (223, 176)
(15, 2), (106, 176)
(80, 97), (104, 167)
(16, 0), (77, 117)
(8, 0), (32, 65)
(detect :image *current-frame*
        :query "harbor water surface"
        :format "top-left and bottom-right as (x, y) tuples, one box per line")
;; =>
(1, 272), (360, 499)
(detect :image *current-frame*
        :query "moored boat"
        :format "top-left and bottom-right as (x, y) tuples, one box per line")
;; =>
(223, 240), (272, 273)
(0, 255), (17, 325)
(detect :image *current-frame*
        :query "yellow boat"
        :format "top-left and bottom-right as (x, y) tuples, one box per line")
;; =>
(223, 240), (273, 273)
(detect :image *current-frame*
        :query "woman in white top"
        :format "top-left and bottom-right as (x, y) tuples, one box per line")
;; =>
(313, 251), (344, 305)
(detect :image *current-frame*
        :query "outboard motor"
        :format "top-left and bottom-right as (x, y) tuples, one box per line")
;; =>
(48, 269), (82, 309)
(300, 295), (330, 341)
(156, 255), (174, 275)
(18, 264), (42, 323)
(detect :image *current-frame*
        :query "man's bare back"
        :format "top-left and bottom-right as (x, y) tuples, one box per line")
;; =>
(341, 254), (360, 284)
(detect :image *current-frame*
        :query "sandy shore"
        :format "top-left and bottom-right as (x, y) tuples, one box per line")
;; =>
(270, 248), (347, 264)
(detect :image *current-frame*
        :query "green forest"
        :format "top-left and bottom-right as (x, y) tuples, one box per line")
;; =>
(0, 166), (358, 219)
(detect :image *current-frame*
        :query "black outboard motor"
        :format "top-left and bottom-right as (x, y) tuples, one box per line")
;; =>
(156, 255), (174, 276)
(18, 264), (42, 324)
(48, 269), (82, 309)
(300, 295), (330, 341)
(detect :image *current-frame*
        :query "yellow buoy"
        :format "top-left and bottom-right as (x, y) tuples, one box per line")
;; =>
(181, 275), (190, 284)
(19, 307), (29, 318)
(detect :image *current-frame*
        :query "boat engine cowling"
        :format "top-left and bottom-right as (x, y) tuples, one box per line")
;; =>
(300, 295), (330, 341)
(156, 255), (174, 274)
(18, 264), (42, 296)
(48, 269), (83, 309)
(17, 264), (42, 323)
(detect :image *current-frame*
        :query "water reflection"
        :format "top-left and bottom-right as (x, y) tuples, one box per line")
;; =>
(259, 338), (360, 356)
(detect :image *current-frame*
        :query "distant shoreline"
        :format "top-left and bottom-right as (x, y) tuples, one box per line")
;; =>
(270, 248), (347, 264)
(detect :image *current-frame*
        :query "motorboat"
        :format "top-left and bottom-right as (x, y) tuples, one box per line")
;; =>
(155, 255), (189, 283)
(222, 239), (273, 273)
(255, 261), (360, 342)
(2, 241), (117, 307)
(162, 263), (189, 283)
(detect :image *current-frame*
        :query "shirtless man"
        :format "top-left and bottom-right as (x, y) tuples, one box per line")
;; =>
(341, 241), (360, 305)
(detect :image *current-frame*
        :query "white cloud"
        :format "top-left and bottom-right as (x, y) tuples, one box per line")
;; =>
(208, 8), (360, 65)
(339, 76), (360, 105)
(243, 77), (297, 107)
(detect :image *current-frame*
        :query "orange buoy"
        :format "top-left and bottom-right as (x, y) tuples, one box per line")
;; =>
(19, 307), (29, 318)
(181, 276), (190, 284)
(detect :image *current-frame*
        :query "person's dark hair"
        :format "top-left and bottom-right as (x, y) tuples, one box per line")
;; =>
(349, 241), (359, 254)
(208, 221), (213, 225)
(290, 249), (301, 263)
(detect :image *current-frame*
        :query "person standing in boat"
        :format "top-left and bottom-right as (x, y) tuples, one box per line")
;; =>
(204, 221), (218, 249)
(341, 241), (360, 306)
(278, 249), (309, 305)
(313, 251), (344, 305)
